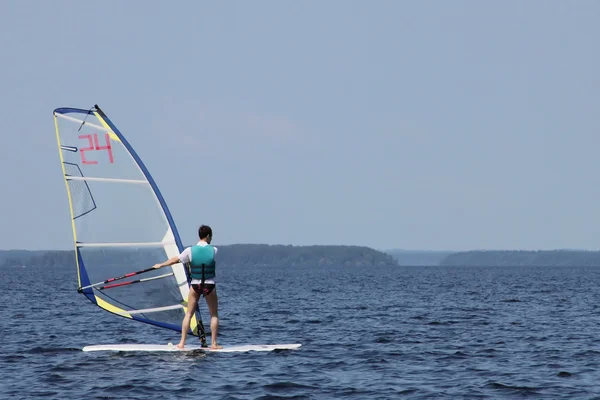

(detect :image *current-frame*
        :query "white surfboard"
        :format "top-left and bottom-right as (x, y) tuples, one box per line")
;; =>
(82, 343), (301, 353)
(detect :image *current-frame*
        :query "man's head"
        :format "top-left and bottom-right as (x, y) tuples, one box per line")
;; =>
(198, 225), (213, 243)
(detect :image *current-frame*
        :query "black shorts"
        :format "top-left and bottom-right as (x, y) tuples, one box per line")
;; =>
(192, 283), (215, 297)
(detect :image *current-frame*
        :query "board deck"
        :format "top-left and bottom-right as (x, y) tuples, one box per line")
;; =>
(82, 343), (301, 353)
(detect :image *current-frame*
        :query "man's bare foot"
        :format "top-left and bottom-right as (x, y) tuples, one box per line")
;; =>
(176, 342), (185, 349)
(211, 343), (223, 349)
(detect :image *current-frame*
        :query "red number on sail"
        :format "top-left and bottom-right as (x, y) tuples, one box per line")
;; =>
(79, 134), (97, 165)
(94, 133), (114, 163)
(79, 133), (114, 164)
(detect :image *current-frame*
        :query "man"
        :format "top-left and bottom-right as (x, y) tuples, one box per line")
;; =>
(153, 225), (222, 349)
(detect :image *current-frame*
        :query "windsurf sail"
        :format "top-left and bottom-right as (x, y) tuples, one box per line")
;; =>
(52, 105), (205, 342)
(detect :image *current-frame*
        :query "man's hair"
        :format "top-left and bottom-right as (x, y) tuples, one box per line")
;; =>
(198, 225), (212, 240)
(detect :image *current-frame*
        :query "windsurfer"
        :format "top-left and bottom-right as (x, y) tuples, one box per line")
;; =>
(153, 225), (222, 349)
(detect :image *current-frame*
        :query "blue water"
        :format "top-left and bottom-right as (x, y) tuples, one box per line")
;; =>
(2, 262), (600, 399)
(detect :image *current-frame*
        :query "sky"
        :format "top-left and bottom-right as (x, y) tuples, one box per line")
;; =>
(1, 0), (599, 251)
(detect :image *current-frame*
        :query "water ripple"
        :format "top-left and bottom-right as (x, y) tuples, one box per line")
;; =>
(2, 264), (600, 398)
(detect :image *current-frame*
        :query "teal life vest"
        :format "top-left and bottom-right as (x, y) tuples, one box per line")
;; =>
(189, 245), (216, 281)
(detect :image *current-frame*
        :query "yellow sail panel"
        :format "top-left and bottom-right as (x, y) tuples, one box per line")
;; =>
(53, 113), (82, 287)
(93, 110), (120, 142)
(95, 296), (133, 319)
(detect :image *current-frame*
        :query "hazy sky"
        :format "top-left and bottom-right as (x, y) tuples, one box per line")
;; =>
(1, 1), (599, 251)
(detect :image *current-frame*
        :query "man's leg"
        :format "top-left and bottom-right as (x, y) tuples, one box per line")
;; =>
(205, 287), (222, 349)
(177, 287), (200, 349)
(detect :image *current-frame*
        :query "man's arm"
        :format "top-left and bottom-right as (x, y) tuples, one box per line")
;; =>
(153, 255), (181, 269)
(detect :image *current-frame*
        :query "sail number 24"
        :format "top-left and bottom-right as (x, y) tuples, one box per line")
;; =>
(79, 133), (114, 165)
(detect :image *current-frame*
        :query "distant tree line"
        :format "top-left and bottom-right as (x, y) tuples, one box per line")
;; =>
(439, 250), (600, 267)
(0, 244), (399, 269)
(6, 248), (600, 269)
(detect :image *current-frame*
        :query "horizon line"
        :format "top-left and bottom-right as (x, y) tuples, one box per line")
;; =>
(2, 245), (600, 253)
